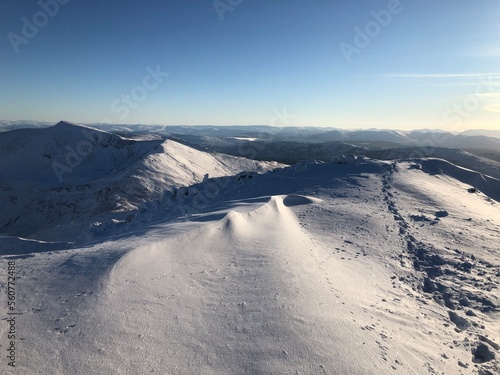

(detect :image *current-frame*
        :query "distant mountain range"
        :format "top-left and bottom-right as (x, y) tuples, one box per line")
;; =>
(2, 120), (499, 139)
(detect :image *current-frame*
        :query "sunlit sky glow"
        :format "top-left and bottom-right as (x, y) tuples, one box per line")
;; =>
(1, 0), (499, 130)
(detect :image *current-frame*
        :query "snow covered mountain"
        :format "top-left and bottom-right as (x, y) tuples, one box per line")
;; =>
(0, 124), (499, 374)
(0, 121), (283, 241)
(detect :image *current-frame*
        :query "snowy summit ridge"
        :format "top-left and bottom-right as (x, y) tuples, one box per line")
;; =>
(0, 122), (283, 241)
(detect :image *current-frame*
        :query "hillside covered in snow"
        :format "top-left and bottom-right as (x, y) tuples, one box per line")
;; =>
(0, 123), (499, 374)
(0, 121), (283, 241)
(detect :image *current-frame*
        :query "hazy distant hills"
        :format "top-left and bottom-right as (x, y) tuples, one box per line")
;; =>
(93, 124), (500, 157)
(461, 129), (500, 138)
(2, 121), (499, 139)
(163, 129), (500, 175)
(0, 120), (54, 132)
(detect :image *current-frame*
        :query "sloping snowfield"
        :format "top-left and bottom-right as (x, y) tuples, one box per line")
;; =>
(1, 158), (499, 374)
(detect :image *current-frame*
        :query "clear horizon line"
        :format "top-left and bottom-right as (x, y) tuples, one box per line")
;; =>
(383, 73), (500, 79)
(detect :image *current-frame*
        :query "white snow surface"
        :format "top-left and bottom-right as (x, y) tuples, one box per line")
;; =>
(0, 142), (499, 374)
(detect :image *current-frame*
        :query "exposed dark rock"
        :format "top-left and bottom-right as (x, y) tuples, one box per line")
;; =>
(459, 297), (470, 306)
(472, 343), (495, 363)
(423, 277), (436, 293)
(435, 210), (449, 218)
(478, 335), (500, 351)
(449, 311), (469, 330)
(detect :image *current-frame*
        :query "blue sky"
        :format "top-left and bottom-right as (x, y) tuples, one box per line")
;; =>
(1, 0), (499, 130)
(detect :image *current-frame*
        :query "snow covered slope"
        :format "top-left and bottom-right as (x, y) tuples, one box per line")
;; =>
(0, 121), (283, 241)
(367, 148), (500, 181)
(0, 157), (498, 374)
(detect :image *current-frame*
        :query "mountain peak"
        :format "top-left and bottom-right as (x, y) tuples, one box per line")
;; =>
(50, 121), (112, 137)
(55, 120), (78, 126)
(53, 120), (88, 130)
